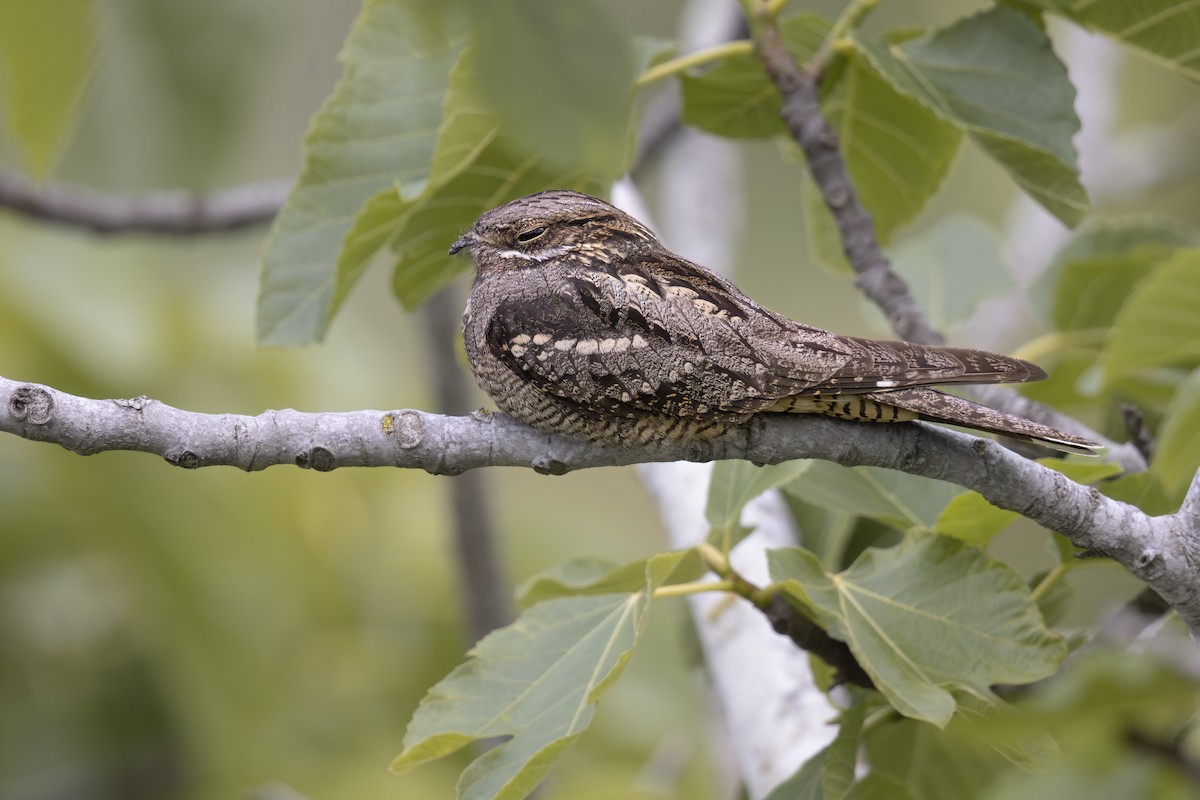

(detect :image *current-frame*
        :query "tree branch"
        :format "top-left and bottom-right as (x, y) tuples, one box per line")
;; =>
(750, 18), (1145, 470)
(5, 373), (1200, 634)
(0, 168), (289, 235)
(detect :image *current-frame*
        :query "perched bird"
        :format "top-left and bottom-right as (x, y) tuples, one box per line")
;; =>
(450, 190), (1100, 455)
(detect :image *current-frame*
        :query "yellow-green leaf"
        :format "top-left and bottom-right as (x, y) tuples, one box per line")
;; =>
(0, 0), (98, 176)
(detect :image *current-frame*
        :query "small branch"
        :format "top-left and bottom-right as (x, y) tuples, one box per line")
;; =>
(634, 40), (754, 88)
(0, 168), (289, 235)
(5, 373), (1200, 634)
(762, 594), (873, 688)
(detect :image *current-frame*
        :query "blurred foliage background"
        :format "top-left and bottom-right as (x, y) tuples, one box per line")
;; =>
(1, 0), (1200, 798)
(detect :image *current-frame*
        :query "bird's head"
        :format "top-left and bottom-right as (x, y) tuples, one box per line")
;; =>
(449, 190), (659, 274)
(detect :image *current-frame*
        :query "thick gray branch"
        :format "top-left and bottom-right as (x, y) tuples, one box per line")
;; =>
(5, 373), (1199, 632)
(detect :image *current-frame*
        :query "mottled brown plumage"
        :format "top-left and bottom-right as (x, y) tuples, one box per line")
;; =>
(451, 190), (1100, 455)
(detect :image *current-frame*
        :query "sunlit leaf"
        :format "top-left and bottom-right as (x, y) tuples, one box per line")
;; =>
(393, 550), (690, 800)
(0, 0), (98, 176)
(853, 6), (1088, 226)
(257, 0), (466, 345)
(769, 536), (1066, 725)
(1102, 248), (1200, 381)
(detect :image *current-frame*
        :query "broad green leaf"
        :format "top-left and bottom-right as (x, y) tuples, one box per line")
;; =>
(853, 7), (1088, 226)
(1154, 367), (1200, 493)
(884, 215), (1013, 329)
(466, 0), (633, 176)
(769, 537), (1066, 726)
(516, 548), (705, 609)
(1025, 0), (1200, 82)
(1032, 217), (1199, 327)
(783, 462), (960, 531)
(256, 0), (466, 345)
(849, 772), (917, 800)
(1102, 248), (1200, 381)
(393, 552), (683, 800)
(0, 0), (98, 176)
(935, 459), (1122, 546)
(706, 460), (812, 530)
(805, 44), (964, 273)
(680, 15), (828, 139)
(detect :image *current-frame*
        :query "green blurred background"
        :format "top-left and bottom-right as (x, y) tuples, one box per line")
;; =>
(2, 0), (1199, 798)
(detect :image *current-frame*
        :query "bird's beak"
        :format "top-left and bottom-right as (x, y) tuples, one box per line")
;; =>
(449, 230), (479, 255)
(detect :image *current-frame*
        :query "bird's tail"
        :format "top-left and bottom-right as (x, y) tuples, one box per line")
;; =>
(869, 388), (1103, 456)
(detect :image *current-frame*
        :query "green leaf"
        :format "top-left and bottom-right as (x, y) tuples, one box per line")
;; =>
(1102, 248), (1200, 381)
(1025, 0), (1200, 82)
(769, 536), (1066, 726)
(782, 462), (960, 531)
(935, 459), (1122, 546)
(853, 7), (1088, 226)
(256, 0), (467, 345)
(884, 215), (1013, 329)
(823, 692), (870, 800)
(1154, 367), (1200, 493)
(805, 43), (964, 273)
(1032, 217), (1199, 328)
(764, 747), (826, 800)
(706, 460), (812, 530)
(680, 14), (829, 139)
(393, 551), (685, 799)
(516, 548), (705, 609)
(1100, 470), (1179, 516)
(0, 0), (98, 176)
(466, 0), (633, 176)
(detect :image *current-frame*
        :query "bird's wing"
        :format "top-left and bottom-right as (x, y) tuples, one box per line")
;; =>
(786, 337), (1047, 394)
(485, 260), (847, 418)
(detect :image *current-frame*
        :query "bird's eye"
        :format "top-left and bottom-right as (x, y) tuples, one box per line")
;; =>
(516, 226), (547, 243)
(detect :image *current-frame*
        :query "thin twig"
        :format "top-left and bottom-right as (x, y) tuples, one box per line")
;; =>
(0, 168), (290, 235)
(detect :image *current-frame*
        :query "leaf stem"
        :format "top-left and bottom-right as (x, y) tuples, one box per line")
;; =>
(1010, 328), (1109, 364)
(1030, 563), (1067, 604)
(697, 540), (732, 576)
(807, 0), (883, 75)
(634, 40), (755, 89)
(653, 579), (736, 599)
